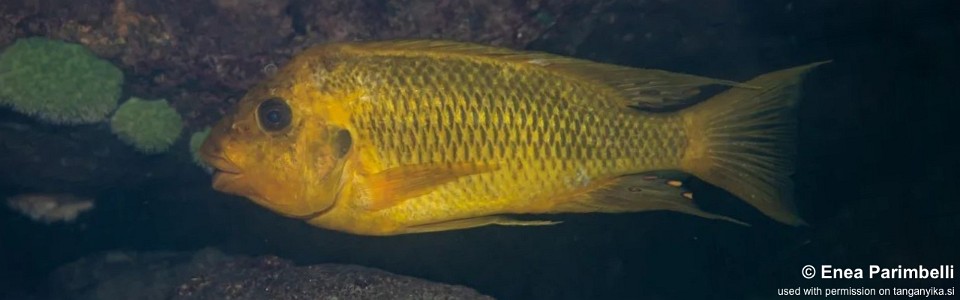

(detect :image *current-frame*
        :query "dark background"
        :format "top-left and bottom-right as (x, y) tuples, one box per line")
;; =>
(2, 0), (958, 299)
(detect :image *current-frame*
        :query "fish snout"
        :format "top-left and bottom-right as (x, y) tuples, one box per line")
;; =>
(203, 142), (244, 194)
(199, 128), (242, 174)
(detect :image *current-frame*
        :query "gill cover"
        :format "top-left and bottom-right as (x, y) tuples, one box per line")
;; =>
(298, 125), (353, 217)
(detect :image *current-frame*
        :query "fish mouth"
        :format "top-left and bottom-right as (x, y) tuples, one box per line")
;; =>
(198, 145), (333, 222)
(200, 139), (242, 174)
(211, 171), (242, 192)
(201, 151), (244, 193)
(210, 165), (243, 193)
(203, 153), (242, 175)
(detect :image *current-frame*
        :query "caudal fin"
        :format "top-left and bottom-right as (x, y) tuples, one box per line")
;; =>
(680, 62), (828, 226)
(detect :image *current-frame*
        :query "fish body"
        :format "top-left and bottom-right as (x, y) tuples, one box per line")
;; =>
(201, 40), (824, 235)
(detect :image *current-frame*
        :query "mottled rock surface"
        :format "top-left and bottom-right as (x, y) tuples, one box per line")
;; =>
(173, 259), (493, 300)
(0, 0), (610, 194)
(0, 0), (596, 128)
(0, 110), (185, 193)
(50, 248), (493, 300)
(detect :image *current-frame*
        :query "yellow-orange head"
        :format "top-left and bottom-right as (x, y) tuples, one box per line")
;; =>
(199, 47), (354, 219)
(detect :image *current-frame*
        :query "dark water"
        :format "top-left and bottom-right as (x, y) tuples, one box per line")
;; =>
(2, 1), (958, 299)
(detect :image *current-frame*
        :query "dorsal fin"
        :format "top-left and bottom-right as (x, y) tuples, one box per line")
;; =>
(341, 40), (753, 109)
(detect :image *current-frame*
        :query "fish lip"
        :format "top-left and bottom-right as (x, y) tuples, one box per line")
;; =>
(202, 152), (243, 175)
(212, 166), (241, 175)
(207, 154), (244, 193)
(211, 170), (242, 191)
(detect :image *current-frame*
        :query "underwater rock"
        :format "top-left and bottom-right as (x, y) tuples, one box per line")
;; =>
(5, 193), (94, 223)
(0, 110), (185, 193)
(0, 0), (596, 128)
(289, 0), (576, 48)
(172, 258), (494, 300)
(49, 248), (493, 300)
(50, 248), (231, 300)
(0, 0), (604, 194)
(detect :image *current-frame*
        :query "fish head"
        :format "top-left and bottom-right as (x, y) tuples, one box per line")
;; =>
(200, 53), (353, 219)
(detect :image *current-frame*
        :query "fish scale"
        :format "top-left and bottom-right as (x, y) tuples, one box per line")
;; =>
(345, 55), (686, 220)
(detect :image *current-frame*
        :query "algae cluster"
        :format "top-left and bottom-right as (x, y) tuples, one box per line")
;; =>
(1, 37), (187, 155)
(0, 37), (123, 124)
(110, 97), (183, 154)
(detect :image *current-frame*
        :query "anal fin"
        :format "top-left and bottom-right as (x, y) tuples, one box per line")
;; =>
(553, 172), (747, 225)
(403, 216), (560, 234)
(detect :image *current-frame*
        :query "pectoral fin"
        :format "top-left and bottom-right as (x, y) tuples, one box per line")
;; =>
(553, 172), (747, 225)
(403, 216), (560, 234)
(363, 162), (499, 211)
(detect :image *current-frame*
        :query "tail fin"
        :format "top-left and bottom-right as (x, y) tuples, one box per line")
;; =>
(680, 62), (828, 226)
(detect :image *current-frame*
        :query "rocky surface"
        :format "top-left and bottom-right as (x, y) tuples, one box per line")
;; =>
(0, 0), (617, 194)
(0, 110), (187, 193)
(49, 248), (493, 300)
(0, 0), (599, 128)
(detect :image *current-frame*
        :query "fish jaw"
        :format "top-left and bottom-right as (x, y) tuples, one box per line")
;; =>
(199, 124), (334, 220)
(202, 151), (242, 191)
(204, 154), (242, 174)
(210, 170), (243, 194)
(198, 125), (247, 196)
(200, 145), (266, 209)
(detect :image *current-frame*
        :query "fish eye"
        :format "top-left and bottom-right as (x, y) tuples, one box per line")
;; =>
(257, 98), (292, 132)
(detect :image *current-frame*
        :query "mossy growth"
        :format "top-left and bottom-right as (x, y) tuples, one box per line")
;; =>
(189, 127), (213, 172)
(110, 97), (183, 154)
(0, 37), (123, 124)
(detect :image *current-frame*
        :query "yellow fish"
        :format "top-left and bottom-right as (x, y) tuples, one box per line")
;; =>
(200, 40), (825, 236)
